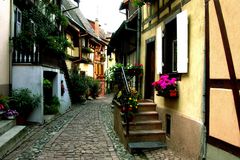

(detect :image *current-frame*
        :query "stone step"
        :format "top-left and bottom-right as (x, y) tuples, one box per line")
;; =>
(137, 103), (156, 112)
(128, 141), (167, 150)
(124, 129), (166, 142)
(122, 120), (162, 130)
(0, 120), (16, 136)
(134, 111), (159, 121)
(0, 125), (27, 158)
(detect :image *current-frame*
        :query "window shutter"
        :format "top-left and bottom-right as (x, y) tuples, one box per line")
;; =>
(156, 26), (163, 74)
(177, 11), (188, 73)
(16, 8), (22, 35)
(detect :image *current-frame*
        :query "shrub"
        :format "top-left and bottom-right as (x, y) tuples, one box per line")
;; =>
(69, 69), (88, 103)
(44, 96), (60, 114)
(10, 88), (41, 117)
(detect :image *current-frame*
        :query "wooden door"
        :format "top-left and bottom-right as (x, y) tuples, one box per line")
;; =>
(144, 41), (155, 100)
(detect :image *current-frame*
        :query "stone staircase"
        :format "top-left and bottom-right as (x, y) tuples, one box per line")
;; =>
(0, 119), (27, 158)
(114, 99), (167, 153)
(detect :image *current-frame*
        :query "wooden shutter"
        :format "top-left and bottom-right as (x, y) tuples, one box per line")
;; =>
(177, 11), (188, 73)
(156, 25), (163, 74)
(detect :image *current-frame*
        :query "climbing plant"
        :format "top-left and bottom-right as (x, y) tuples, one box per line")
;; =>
(13, 0), (71, 58)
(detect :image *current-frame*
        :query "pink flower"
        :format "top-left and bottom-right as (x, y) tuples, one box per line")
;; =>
(152, 74), (177, 91)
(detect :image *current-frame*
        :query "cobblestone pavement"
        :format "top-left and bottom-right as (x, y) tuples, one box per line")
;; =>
(3, 94), (185, 160)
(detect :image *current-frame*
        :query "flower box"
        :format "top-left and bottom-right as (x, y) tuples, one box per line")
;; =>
(157, 89), (178, 98)
(152, 74), (178, 98)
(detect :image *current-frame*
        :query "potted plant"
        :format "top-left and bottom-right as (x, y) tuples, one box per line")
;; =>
(126, 64), (143, 77)
(3, 109), (19, 120)
(10, 88), (41, 124)
(152, 74), (178, 98)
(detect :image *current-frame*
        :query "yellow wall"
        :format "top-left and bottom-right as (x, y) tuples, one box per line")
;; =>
(105, 53), (116, 72)
(208, 0), (240, 148)
(0, 0), (11, 93)
(209, 89), (240, 147)
(209, 0), (240, 79)
(80, 63), (93, 77)
(141, 0), (205, 122)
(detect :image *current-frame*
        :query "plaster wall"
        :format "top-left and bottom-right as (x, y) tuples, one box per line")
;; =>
(12, 66), (44, 123)
(59, 73), (71, 114)
(141, 0), (205, 158)
(12, 66), (72, 123)
(141, 0), (205, 122)
(0, 0), (11, 95)
(209, 0), (240, 79)
(80, 63), (94, 77)
(208, 0), (240, 150)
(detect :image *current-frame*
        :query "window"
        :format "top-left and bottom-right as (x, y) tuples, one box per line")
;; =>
(155, 11), (188, 74)
(15, 7), (22, 35)
(163, 18), (177, 73)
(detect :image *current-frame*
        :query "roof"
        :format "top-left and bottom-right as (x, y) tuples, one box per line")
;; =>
(119, 0), (129, 10)
(62, 0), (85, 30)
(62, 0), (99, 40)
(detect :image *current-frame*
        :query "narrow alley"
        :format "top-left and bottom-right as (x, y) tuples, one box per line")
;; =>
(2, 94), (183, 160)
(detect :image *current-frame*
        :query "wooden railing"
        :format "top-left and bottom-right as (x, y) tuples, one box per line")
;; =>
(12, 47), (40, 64)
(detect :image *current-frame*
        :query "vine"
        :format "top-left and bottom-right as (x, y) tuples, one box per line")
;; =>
(13, 0), (71, 58)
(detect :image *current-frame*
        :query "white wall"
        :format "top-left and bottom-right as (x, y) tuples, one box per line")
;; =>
(59, 73), (71, 113)
(12, 66), (44, 123)
(12, 66), (72, 123)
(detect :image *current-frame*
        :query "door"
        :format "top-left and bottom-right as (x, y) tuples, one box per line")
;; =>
(144, 41), (155, 100)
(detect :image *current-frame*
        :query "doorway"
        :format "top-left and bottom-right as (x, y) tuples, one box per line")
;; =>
(144, 40), (155, 100)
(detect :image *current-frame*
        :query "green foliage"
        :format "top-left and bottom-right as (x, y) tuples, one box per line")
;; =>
(131, 0), (153, 7)
(82, 47), (93, 53)
(13, 1), (70, 58)
(85, 76), (101, 99)
(10, 88), (41, 117)
(69, 69), (88, 102)
(43, 78), (52, 88)
(44, 96), (60, 114)
(105, 63), (124, 83)
(131, 0), (145, 7)
(69, 69), (101, 102)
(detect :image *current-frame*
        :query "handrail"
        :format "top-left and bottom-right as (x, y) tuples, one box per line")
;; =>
(121, 66), (130, 93)
(120, 66), (130, 135)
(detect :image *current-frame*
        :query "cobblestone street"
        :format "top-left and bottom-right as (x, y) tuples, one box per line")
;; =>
(2, 94), (185, 160)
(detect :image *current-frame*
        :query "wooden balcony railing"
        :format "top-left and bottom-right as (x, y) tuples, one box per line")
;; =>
(12, 47), (40, 64)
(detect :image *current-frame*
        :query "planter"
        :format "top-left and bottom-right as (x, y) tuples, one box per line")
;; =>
(5, 116), (16, 120)
(157, 89), (178, 98)
(16, 115), (27, 125)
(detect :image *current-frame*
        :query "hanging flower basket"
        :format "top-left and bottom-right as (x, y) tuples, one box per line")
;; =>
(152, 74), (178, 98)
